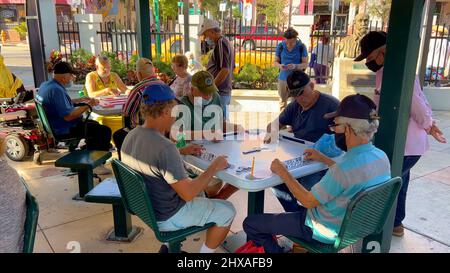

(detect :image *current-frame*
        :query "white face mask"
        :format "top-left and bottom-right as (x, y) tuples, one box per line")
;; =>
(64, 80), (73, 89)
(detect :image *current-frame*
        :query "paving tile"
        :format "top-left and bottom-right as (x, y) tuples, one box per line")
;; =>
(34, 230), (54, 253)
(426, 166), (450, 186)
(410, 150), (450, 177)
(390, 229), (450, 253)
(403, 176), (450, 246)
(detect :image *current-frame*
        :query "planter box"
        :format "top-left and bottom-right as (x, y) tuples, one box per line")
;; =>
(423, 87), (450, 111)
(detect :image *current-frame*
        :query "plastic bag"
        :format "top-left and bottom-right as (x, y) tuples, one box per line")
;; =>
(235, 240), (265, 253)
(312, 134), (343, 158)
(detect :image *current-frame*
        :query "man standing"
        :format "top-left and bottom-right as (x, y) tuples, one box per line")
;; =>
(354, 31), (447, 236)
(275, 27), (309, 111)
(198, 19), (234, 120)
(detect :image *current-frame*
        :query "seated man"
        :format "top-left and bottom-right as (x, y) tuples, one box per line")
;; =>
(265, 70), (339, 212)
(85, 55), (128, 97)
(37, 62), (112, 174)
(243, 94), (391, 253)
(121, 84), (236, 253)
(177, 70), (243, 198)
(113, 58), (164, 158)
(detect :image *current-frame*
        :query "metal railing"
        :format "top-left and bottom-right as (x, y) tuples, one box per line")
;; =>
(424, 24), (450, 87)
(56, 22), (81, 61)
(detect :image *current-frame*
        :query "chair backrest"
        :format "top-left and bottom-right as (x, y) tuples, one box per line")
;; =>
(334, 177), (402, 250)
(34, 98), (56, 139)
(111, 159), (164, 240)
(21, 177), (39, 253)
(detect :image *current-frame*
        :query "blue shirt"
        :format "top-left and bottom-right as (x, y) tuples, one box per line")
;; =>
(276, 40), (308, 81)
(279, 93), (339, 142)
(37, 80), (80, 136)
(306, 143), (391, 244)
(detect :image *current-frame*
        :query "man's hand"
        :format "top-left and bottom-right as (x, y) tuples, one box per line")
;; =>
(210, 155), (229, 172)
(179, 144), (203, 156)
(429, 122), (447, 143)
(303, 148), (327, 163)
(270, 159), (287, 175)
(108, 88), (121, 96)
(87, 98), (99, 107)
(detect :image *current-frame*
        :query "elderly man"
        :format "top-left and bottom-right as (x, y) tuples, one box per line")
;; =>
(243, 94), (391, 253)
(112, 58), (164, 158)
(265, 70), (339, 211)
(354, 31), (447, 236)
(121, 83), (236, 253)
(85, 55), (128, 97)
(177, 70), (243, 199)
(37, 62), (112, 174)
(198, 19), (234, 119)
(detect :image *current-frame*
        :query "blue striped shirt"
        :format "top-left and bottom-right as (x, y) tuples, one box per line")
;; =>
(305, 143), (391, 244)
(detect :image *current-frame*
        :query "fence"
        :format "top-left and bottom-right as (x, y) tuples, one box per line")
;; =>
(98, 19), (183, 67)
(56, 22), (81, 61)
(424, 24), (450, 87)
(0, 22), (19, 30)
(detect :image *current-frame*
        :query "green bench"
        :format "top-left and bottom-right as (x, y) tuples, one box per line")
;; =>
(84, 177), (142, 242)
(55, 150), (112, 200)
(288, 177), (402, 253)
(111, 159), (214, 253)
(21, 177), (39, 253)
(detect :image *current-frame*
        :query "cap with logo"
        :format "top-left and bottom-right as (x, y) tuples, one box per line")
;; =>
(191, 71), (219, 95)
(354, 31), (387, 62)
(198, 19), (220, 35)
(324, 94), (379, 120)
(53, 61), (76, 75)
(142, 83), (176, 105)
(287, 70), (311, 97)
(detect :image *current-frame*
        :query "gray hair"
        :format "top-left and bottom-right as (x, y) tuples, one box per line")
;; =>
(336, 110), (379, 140)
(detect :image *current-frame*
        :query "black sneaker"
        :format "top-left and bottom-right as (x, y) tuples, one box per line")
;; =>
(158, 245), (169, 253)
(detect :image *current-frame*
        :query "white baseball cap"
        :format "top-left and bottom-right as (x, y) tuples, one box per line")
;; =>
(198, 19), (220, 35)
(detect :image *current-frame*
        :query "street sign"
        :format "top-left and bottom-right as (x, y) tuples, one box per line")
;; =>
(220, 3), (227, 12)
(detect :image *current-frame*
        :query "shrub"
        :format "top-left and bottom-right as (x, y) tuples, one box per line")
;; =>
(70, 49), (96, 84)
(235, 63), (260, 84)
(14, 22), (27, 40)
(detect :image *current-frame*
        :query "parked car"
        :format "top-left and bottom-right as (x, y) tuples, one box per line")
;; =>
(234, 25), (284, 50)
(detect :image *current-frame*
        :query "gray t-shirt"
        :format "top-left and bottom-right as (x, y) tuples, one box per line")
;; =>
(0, 157), (26, 253)
(121, 127), (188, 221)
(206, 36), (234, 96)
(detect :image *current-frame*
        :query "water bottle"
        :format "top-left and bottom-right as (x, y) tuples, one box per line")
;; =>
(78, 90), (85, 98)
(176, 132), (186, 148)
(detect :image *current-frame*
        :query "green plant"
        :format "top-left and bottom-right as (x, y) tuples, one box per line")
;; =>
(260, 67), (279, 89)
(14, 22), (27, 40)
(69, 49), (96, 84)
(153, 57), (175, 78)
(236, 63), (261, 84)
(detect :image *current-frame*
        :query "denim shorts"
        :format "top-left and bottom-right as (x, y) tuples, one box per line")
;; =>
(157, 197), (236, 232)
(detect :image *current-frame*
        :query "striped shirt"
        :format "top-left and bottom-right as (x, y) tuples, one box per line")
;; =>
(305, 143), (391, 244)
(122, 76), (164, 128)
(206, 36), (234, 96)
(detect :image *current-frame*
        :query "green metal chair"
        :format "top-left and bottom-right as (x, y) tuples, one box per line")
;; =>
(288, 177), (402, 253)
(21, 177), (39, 253)
(111, 159), (215, 253)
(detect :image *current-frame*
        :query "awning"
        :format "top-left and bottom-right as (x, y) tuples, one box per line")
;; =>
(0, 0), (70, 4)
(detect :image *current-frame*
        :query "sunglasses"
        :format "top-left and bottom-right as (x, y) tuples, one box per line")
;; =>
(289, 88), (305, 97)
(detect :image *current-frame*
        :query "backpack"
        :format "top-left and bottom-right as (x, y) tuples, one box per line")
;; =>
(277, 39), (306, 61)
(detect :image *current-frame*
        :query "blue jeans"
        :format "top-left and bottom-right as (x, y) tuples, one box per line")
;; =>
(394, 155), (421, 227)
(243, 206), (314, 253)
(271, 170), (326, 212)
(219, 94), (231, 121)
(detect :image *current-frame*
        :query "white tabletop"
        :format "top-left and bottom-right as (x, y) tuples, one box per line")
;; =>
(183, 132), (340, 192)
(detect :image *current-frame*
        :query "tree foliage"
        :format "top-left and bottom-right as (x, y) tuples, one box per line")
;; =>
(150, 0), (179, 20)
(258, 0), (289, 25)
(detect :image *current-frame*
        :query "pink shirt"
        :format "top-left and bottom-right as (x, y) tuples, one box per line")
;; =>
(375, 67), (433, 156)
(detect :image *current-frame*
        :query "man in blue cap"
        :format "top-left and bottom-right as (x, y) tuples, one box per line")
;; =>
(121, 83), (236, 253)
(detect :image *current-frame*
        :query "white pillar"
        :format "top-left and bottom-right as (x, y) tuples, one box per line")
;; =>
(179, 14), (203, 61)
(291, 15), (314, 51)
(38, 0), (59, 60)
(74, 14), (103, 56)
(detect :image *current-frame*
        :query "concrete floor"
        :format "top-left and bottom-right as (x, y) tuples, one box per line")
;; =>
(3, 44), (450, 253)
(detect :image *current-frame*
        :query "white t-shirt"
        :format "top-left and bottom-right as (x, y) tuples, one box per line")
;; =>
(313, 43), (334, 65)
(170, 74), (192, 98)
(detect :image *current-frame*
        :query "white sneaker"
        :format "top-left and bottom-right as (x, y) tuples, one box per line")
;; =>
(94, 165), (112, 175)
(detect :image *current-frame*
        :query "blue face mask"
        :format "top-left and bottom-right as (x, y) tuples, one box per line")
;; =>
(188, 59), (194, 65)
(64, 80), (73, 89)
(206, 38), (215, 46)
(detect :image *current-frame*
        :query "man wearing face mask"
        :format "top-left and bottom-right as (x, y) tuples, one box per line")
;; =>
(264, 70), (339, 211)
(243, 94), (391, 253)
(198, 19), (234, 120)
(355, 31), (447, 237)
(37, 62), (112, 174)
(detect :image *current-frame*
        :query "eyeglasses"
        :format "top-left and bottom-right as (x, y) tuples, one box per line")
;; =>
(328, 123), (345, 131)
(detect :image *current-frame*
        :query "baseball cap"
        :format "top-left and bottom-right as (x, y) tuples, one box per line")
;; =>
(53, 61), (76, 75)
(287, 70), (311, 97)
(198, 19), (220, 35)
(354, 31), (387, 62)
(142, 83), (176, 105)
(191, 71), (219, 95)
(324, 94), (379, 120)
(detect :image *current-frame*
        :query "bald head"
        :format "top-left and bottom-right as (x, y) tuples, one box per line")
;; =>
(135, 58), (155, 81)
